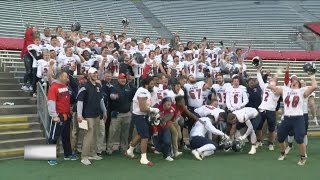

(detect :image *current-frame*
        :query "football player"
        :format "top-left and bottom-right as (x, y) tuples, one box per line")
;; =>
(225, 75), (248, 112)
(190, 114), (230, 160)
(227, 107), (261, 155)
(268, 73), (317, 165)
(125, 76), (159, 166)
(211, 74), (232, 109)
(285, 79), (316, 156)
(256, 68), (280, 150)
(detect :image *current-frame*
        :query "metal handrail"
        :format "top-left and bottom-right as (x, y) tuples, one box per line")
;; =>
(36, 82), (49, 138)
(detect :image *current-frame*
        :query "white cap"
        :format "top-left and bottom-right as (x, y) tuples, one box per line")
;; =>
(290, 74), (297, 79)
(88, 67), (98, 74)
(82, 48), (92, 54)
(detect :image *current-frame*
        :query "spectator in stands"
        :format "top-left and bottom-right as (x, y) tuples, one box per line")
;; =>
(77, 67), (107, 165)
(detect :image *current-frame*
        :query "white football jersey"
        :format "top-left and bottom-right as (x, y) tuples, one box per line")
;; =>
(282, 86), (306, 116)
(212, 83), (232, 109)
(151, 85), (164, 107)
(303, 92), (315, 113)
(132, 87), (152, 115)
(202, 89), (211, 105)
(259, 85), (280, 111)
(184, 59), (197, 77)
(233, 107), (259, 123)
(194, 105), (224, 121)
(36, 59), (49, 79)
(167, 61), (185, 77)
(190, 117), (225, 138)
(57, 54), (81, 68)
(196, 62), (207, 79)
(81, 59), (96, 74)
(162, 89), (184, 103)
(226, 85), (248, 111)
(144, 43), (155, 51)
(27, 44), (42, 68)
(184, 81), (206, 108)
(132, 61), (146, 78)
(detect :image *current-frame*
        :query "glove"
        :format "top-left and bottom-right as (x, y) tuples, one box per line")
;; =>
(222, 134), (230, 140)
(238, 136), (246, 141)
(150, 107), (160, 114)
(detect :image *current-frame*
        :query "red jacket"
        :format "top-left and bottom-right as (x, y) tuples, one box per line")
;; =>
(20, 28), (34, 59)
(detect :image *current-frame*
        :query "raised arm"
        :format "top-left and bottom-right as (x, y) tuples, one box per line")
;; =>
(256, 68), (266, 90)
(304, 75), (318, 98)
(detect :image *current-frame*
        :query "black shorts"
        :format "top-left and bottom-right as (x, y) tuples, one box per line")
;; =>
(277, 116), (305, 144)
(132, 114), (149, 139)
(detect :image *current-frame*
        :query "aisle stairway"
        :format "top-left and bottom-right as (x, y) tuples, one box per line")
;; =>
(0, 50), (45, 160)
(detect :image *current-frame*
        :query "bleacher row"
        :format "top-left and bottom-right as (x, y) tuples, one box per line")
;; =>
(0, 1), (319, 50)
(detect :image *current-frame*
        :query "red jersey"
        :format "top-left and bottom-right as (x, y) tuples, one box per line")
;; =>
(20, 28), (34, 59)
(48, 82), (71, 115)
(152, 105), (178, 134)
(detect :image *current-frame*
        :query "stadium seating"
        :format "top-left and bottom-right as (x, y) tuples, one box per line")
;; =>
(304, 23), (320, 36)
(143, 1), (306, 50)
(0, 1), (159, 40)
(300, 1), (320, 19)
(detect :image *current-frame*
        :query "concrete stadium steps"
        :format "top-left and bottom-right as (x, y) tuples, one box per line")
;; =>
(0, 105), (37, 115)
(0, 97), (36, 105)
(0, 59), (43, 160)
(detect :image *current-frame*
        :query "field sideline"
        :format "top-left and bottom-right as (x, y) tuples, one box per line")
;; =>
(0, 138), (319, 180)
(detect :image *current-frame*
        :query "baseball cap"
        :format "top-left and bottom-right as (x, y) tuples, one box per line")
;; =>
(290, 74), (297, 80)
(88, 67), (98, 74)
(118, 73), (126, 79)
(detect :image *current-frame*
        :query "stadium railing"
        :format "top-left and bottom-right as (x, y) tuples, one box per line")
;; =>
(36, 82), (50, 138)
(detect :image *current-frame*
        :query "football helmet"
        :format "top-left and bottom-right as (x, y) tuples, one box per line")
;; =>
(232, 139), (244, 152)
(303, 62), (317, 75)
(219, 138), (233, 152)
(122, 17), (129, 26)
(252, 56), (262, 68)
(133, 52), (145, 64)
(71, 22), (81, 32)
(148, 111), (160, 126)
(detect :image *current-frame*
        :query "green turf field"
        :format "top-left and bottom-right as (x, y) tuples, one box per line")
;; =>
(0, 138), (318, 180)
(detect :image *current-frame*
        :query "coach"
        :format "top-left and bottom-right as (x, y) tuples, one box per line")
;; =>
(77, 67), (107, 166)
(106, 73), (136, 154)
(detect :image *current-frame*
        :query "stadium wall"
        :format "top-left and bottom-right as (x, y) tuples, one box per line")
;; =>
(0, 37), (319, 61)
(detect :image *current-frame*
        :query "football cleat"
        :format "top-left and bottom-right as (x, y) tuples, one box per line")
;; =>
(297, 158), (307, 166)
(248, 146), (256, 155)
(278, 154), (286, 161)
(268, 145), (274, 151)
(285, 146), (292, 155)
(165, 156), (174, 162)
(191, 150), (202, 161)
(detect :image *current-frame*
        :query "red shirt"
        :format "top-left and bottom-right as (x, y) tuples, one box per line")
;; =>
(20, 28), (34, 59)
(48, 82), (71, 114)
(152, 105), (178, 133)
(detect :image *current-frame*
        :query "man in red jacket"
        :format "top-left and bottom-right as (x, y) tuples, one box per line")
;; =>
(21, 25), (38, 91)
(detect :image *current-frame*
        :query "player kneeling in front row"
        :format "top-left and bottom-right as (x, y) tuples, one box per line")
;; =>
(189, 113), (230, 161)
(227, 107), (261, 155)
(268, 72), (317, 166)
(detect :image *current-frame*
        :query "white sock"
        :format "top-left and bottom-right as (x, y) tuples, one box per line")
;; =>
(128, 145), (135, 153)
(140, 153), (149, 164)
(304, 135), (308, 146)
(202, 150), (215, 157)
(197, 144), (216, 153)
(287, 136), (294, 143)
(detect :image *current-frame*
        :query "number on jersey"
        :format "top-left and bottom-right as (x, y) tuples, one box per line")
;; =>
(284, 95), (299, 108)
(264, 92), (269, 102)
(189, 88), (202, 99)
(217, 93), (226, 103)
